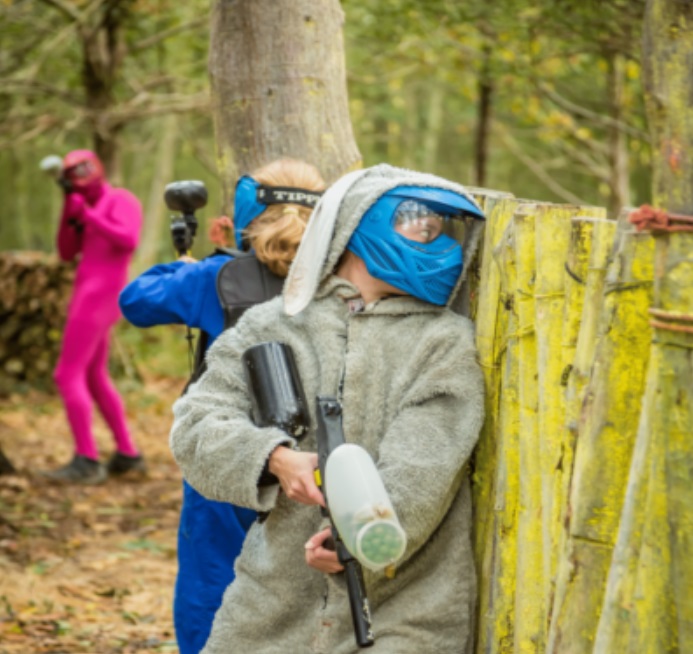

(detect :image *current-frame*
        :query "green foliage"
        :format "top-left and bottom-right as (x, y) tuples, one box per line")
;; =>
(0, 0), (213, 252)
(0, 0), (654, 257)
(342, 0), (650, 208)
(114, 320), (190, 383)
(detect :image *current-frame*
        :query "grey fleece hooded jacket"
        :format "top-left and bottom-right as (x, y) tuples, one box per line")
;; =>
(170, 164), (485, 654)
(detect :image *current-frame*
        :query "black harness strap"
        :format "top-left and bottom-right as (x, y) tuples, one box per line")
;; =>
(216, 252), (284, 330)
(184, 249), (284, 392)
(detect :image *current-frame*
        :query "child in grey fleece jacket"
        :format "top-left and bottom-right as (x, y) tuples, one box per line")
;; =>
(170, 164), (486, 654)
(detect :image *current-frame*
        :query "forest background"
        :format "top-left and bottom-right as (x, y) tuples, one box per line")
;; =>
(0, 1), (665, 652)
(1, 0), (648, 261)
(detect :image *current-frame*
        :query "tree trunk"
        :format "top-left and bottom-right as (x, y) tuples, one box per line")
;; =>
(474, 44), (493, 187)
(136, 114), (180, 272)
(606, 52), (631, 217)
(642, 0), (693, 210)
(421, 83), (445, 174)
(208, 0), (361, 210)
(80, 2), (132, 181)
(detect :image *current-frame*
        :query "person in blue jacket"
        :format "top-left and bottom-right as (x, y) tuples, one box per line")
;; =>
(119, 158), (326, 654)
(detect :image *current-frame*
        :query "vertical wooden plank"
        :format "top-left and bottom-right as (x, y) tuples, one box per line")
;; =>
(512, 205), (546, 653)
(546, 216), (655, 653)
(564, 218), (618, 441)
(473, 197), (519, 576)
(535, 204), (606, 619)
(474, 207), (521, 654)
(547, 217), (617, 652)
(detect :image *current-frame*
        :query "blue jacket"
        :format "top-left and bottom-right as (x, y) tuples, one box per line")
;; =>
(119, 253), (256, 654)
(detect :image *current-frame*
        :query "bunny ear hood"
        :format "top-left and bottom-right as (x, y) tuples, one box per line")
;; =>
(283, 164), (483, 316)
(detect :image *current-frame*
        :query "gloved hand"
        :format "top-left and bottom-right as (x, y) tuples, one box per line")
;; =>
(64, 193), (85, 233)
(57, 176), (73, 194)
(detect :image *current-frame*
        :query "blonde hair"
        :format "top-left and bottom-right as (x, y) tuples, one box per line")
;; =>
(243, 158), (326, 277)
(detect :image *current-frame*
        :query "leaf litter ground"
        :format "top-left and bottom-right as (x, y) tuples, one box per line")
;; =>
(0, 374), (187, 654)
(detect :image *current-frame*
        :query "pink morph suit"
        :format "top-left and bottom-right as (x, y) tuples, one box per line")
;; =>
(54, 150), (142, 461)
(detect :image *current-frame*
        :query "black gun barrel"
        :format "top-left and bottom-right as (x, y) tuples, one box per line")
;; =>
(316, 396), (375, 648)
(241, 343), (375, 648)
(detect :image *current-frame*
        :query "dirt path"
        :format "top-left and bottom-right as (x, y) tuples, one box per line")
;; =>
(0, 376), (186, 654)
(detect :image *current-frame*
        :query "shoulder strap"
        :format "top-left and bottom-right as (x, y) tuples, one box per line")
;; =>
(181, 329), (210, 395)
(216, 254), (285, 329)
(213, 246), (245, 258)
(181, 250), (244, 395)
(182, 254), (284, 395)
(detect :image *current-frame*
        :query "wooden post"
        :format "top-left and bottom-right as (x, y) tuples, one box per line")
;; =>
(546, 213), (655, 654)
(534, 204), (607, 621)
(471, 196), (520, 543)
(512, 204), (545, 653)
(563, 218), (618, 438)
(559, 215), (615, 527)
(474, 203), (521, 654)
(593, 1), (693, 649)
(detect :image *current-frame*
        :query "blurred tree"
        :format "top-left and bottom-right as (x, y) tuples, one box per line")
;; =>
(642, 0), (693, 211)
(209, 0), (361, 207)
(0, 0), (214, 255)
(0, 0), (209, 179)
(523, 0), (648, 214)
(0, 0), (659, 254)
(342, 0), (650, 213)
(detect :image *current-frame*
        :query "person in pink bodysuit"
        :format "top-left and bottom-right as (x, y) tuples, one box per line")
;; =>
(43, 150), (145, 484)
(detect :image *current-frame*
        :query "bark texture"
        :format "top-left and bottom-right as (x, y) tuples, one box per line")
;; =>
(208, 0), (362, 209)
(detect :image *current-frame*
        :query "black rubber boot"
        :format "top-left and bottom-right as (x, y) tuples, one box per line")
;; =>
(42, 455), (107, 485)
(106, 452), (147, 477)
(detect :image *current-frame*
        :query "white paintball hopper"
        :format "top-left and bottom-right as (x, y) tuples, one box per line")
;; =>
(39, 154), (63, 177)
(324, 443), (407, 572)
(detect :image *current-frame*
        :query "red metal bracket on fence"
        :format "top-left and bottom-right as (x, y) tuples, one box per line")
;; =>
(649, 308), (693, 335)
(629, 204), (693, 233)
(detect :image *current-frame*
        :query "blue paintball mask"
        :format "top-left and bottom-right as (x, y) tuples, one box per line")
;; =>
(233, 175), (323, 250)
(346, 186), (485, 306)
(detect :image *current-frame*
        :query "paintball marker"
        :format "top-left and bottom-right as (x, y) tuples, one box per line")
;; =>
(164, 180), (207, 256)
(241, 342), (407, 648)
(315, 397), (375, 648)
(315, 399), (406, 648)
(39, 154), (72, 193)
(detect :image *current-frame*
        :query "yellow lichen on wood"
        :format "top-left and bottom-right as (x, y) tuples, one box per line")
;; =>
(534, 204), (606, 622)
(512, 205), (547, 653)
(564, 218), (618, 437)
(548, 216), (616, 653)
(595, 231), (693, 653)
(475, 215), (522, 654)
(592, 352), (660, 653)
(562, 217), (599, 363)
(546, 215), (655, 654)
(658, 234), (693, 652)
(570, 223), (655, 542)
(472, 197), (519, 574)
